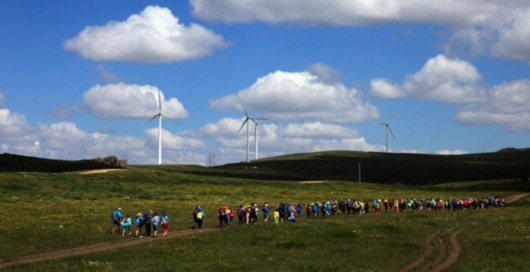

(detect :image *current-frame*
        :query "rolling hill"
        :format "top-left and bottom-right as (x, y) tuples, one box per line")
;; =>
(0, 153), (122, 172)
(1, 148), (529, 185)
(205, 148), (530, 184)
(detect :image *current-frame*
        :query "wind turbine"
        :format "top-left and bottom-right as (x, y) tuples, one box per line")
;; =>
(379, 112), (397, 153)
(238, 100), (267, 162)
(146, 90), (178, 165)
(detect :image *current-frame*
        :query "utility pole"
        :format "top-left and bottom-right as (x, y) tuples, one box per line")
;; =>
(358, 163), (362, 184)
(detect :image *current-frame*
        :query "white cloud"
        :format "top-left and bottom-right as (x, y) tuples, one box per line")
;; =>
(0, 109), (35, 143)
(83, 83), (189, 120)
(369, 78), (403, 99)
(38, 122), (91, 151)
(456, 79), (530, 131)
(145, 127), (208, 151)
(0, 99), (205, 164)
(305, 63), (342, 84)
(210, 67), (379, 123)
(198, 118), (382, 164)
(370, 55), (484, 103)
(282, 121), (359, 138)
(436, 149), (468, 155)
(191, 0), (530, 62)
(191, 0), (498, 26)
(65, 5), (226, 63)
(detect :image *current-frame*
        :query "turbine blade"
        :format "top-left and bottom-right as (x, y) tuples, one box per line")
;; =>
(145, 114), (160, 125)
(239, 97), (249, 117)
(238, 118), (249, 133)
(387, 125), (395, 139)
(157, 90), (162, 112)
(160, 113), (180, 124)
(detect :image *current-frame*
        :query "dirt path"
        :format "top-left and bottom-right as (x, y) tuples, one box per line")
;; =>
(399, 231), (438, 272)
(400, 221), (477, 272)
(400, 192), (529, 272)
(505, 192), (530, 204)
(77, 169), (127, 175)
(0, 228), (214, 269)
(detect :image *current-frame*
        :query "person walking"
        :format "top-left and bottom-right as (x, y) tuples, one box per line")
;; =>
(196, 208), (205, 231)
(121, 214), (132, 236)
(111, 207), (122, 235)
(192, 206), (200, 229)
(262, 202), (270, 222)
(143, 210), (152, 237)
(134, 212), (145, 238)
(161, 211), (169, 237)
(152, 212), (160, 237)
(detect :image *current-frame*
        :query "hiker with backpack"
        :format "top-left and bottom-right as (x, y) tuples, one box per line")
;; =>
(111, 207), (122, 235)
(134, 212), (145, 238)
(121, 214), (132, 236)
(262, 202), (270, 222)
(161, 211), (169, 237)
(217, 207), (227, 229)
(196, 208), (205, 231)
(152, 212), (160, 237)
(143, 210), (152, 237)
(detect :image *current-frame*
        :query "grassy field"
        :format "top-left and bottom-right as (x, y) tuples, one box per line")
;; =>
(0, 162), (529, 271)
(0, 150), (529, 271)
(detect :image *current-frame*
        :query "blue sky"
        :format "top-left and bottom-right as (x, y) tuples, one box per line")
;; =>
(1, 0), (529, 165)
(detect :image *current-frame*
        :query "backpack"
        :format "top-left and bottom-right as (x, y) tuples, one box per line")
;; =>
(196, 212), (204, 220)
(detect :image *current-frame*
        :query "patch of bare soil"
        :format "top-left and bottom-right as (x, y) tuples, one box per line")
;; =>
(0, 228), (215, 269)
(400, 223), (473, 272)
(399, 231), (438, 272)
(505, 193), (530, 204)
(77, 169), (126, 175)
(297, 180), (330, 184)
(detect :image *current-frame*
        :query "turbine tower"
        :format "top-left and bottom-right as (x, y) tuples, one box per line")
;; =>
(379, 112), (397, 153)
(238, 100), (267, 162)
(252, 117), (268, 160)
(146, 90), (178, 165)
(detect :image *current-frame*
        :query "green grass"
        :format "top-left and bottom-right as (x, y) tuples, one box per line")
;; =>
(0, 160), (529, 271)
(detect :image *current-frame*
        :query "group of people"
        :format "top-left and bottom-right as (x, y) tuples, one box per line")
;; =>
(112, 195), (506, 235)
(111, 208), (170, 238)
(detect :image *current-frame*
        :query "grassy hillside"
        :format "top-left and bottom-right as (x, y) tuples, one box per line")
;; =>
(0, 153), (122, 172)
(2, 148), (529, 185)
(197, 149), (530, 184)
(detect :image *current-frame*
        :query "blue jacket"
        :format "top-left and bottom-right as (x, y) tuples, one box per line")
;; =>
(112, 210), (122, 220)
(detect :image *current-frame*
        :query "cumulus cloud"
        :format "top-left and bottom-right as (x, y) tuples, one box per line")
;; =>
(191, 0), (497, 26)
(191, 0), (530, 62)
(210, 67), (379, 123)
(456, 79), (530, 131)
(82, 83), (189, 120)
(65, 5), (226, 63)
(370, 55), (484, 103)
(199, 118), (382, 164)
(0, 109), (36, 143)
(0, 100), (206, 164)
(282, 122), (359, 138)
(145, 127), (207, 151)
